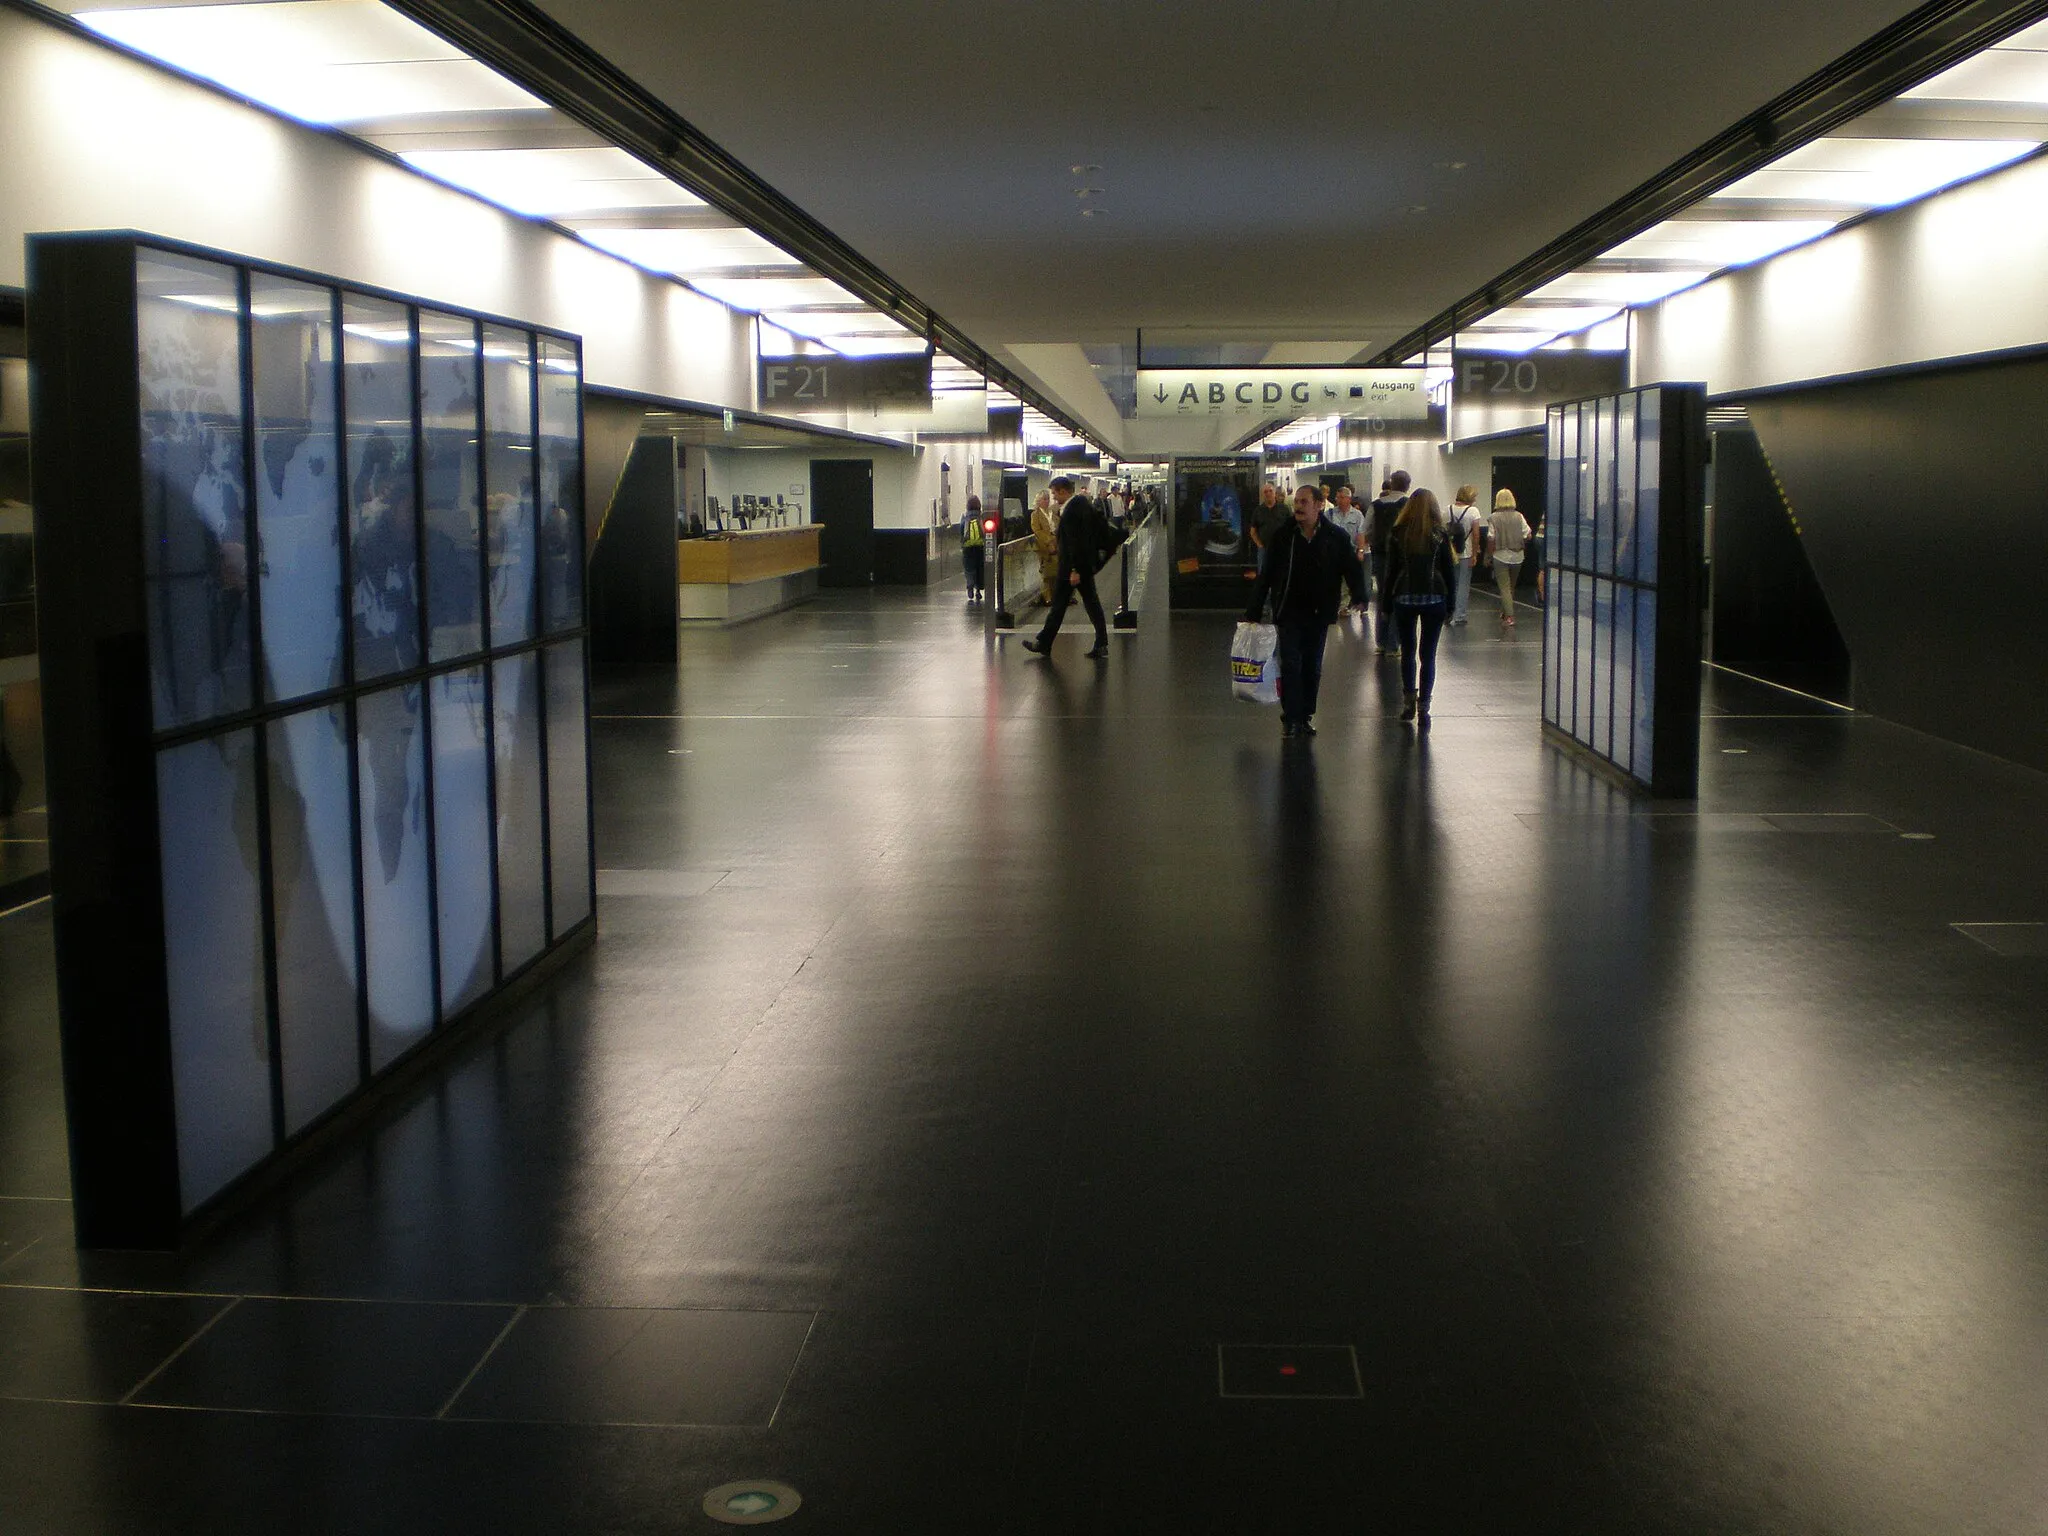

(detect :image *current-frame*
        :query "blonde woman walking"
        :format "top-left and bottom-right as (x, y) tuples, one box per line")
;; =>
(1488, 488), (1531, 631)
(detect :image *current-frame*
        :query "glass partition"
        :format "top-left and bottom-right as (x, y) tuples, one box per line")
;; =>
(250, 278), (344, 704)
(137, 252), (249, 731)
(421, 310), (483, 664)
(75, 240), (592, 1220)
(483, 324), (536, 647)
(538, 335), (583, 634)
(1542, 383), (1703, 798)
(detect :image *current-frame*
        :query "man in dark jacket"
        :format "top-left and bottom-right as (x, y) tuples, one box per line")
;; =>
(1244, 484), (1368, 738)
(1367, 470), (1410, 656)
(1022, 477), (1110, 659)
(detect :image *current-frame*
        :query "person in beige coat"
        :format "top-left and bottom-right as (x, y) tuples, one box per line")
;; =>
(1030, 490), (1060, 604)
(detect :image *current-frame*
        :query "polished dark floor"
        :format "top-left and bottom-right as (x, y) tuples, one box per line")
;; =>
(4, 540), (2048, 1532)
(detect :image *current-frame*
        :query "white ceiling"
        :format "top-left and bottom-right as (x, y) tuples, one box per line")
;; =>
(531, 0), (1928, 361)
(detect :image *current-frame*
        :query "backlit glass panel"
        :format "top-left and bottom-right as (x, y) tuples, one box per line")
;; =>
(158, 729), (271, 1211)
(251, 277), (345, 703)
(343, 296), (419, 681)
(493, 651), (546, 972)
(268, 703), (360, 1132)
(1542, 385), (1691, 792)
(122, 242), (592, 1223)
(138, 252), (250, 730)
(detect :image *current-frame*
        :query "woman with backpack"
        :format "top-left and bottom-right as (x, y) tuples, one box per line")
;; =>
(1384, 488), (1458, 727)
(961, 495), (986, 602)
(1447, 485), (1482, 626)
(1488, 487), (1531, 631)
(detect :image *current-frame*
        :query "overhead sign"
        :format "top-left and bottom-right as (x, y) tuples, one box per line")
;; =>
(1136, 368), (1428, 421)
(1264, 446), (1322, 467)
(853, 390), (988, 434)
(1029, 445), (1101, 469)
(1452, 350), (1626, 408)
(759, 352), (932, 412)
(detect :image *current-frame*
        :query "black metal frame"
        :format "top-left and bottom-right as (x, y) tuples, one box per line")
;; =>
(28, 230), (596, 1247)
(1540, 383), (1707, 798)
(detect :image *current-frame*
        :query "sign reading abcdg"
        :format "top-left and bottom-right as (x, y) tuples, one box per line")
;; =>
(1135, 368), (1429, 420)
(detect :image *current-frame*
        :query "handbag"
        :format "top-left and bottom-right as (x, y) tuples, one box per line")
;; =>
(1230, 622), (1280, 705)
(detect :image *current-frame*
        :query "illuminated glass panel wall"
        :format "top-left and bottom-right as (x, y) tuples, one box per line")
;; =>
(1541, 384), (1705, 798)
(28, 234), (594, 1241)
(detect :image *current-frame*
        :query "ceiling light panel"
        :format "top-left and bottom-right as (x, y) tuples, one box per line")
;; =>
(1605, 218), (1842, 266)
(1716, 136), (2037, 208)
(577, 225), (800, 277)
(761, 309), (912, 338)
(399, 147), (702, 216)
(1455, 328), (1565, 355)
(1907, 17), (2048, 104)
(1480, 304), (1620, 334)
(694, 276), (864, 312)
(76, 0), (543, 123)
(820, 335), (932, 358)
(1526, 270), (1712, 306)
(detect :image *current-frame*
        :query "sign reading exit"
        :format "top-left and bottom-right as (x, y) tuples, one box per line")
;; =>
(1136, 368), (1428, 421)
(759, 352), (932, 411)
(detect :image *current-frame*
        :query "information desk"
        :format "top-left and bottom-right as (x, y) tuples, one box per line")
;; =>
(679, 525), (822, 625)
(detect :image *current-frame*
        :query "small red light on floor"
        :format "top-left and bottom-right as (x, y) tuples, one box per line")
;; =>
(1279, 1365), (1297, 1376)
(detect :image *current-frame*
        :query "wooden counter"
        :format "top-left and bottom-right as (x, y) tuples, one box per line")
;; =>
(679, 525), (822, 586)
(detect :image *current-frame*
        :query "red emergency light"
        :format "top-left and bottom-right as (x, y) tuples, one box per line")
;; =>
(983, 518), (998, 535)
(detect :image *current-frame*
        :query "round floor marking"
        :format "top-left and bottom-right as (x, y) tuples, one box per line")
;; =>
(703, 1480), (802, 1525)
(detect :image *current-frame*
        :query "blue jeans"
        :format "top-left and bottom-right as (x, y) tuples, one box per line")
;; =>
(1452, 560), (1472, 622)
(1276, 620), (1330, 725)
(1396, 600), (1447, 701)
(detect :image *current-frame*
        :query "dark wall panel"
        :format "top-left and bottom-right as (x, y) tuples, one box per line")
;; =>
(812, 459), (875, 587)
(1748, 356), (2048, 771)
(872, 529), (930, 586)
(588, 435), (677, 665)
(1709, 429), (1851, 705)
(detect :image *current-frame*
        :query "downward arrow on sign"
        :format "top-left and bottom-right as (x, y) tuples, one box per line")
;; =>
(1154, 386), (1171, 402)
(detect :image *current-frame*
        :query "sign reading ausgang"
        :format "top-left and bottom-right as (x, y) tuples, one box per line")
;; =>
(759, 352), (932, 411)
(1136, 368), (1428, 420)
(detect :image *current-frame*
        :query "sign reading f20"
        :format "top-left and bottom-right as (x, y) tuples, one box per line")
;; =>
(759, 352), (933, 411)
(1135, 368), (1429, 420)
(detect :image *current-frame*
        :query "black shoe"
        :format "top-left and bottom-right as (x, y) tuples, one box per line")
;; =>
(1085, 643), (1109, 659)
(1297, 720), (1316, 737)
(1281, 720), (1299, 738)
(1021, 637), (1047, 655)
(1417, 706), (1432, 731)
(1400, 692), (1418, 722)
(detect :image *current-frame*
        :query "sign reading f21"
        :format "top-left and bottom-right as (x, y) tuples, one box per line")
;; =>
(1135, 368), (1429, 420)
(759, 352), (933, 410)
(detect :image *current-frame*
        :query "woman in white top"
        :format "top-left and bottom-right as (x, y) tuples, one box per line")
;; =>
(1447, 485), (1482, 626)
(1488, 488), (1531, 631)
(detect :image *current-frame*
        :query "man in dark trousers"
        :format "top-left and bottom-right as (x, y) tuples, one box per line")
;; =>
(1022, 477), (1110, 659)
(1244, 483), (1367, 738)
(1367, 470), (1410, 656)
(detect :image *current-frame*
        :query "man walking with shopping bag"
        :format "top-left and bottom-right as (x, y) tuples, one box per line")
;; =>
(1243, 484), (1367, 738)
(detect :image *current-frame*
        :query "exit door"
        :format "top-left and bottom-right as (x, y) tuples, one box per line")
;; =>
(1490, 455), (1547, 527)
(1492, 455), (1547, 602)
(811, 459), (875, 587)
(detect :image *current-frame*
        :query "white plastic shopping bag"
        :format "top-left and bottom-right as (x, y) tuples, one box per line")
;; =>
(1231, 622), (1280, 705)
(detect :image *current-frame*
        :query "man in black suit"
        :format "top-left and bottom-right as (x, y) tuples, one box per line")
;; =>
(1022, 477), (1110, 659)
